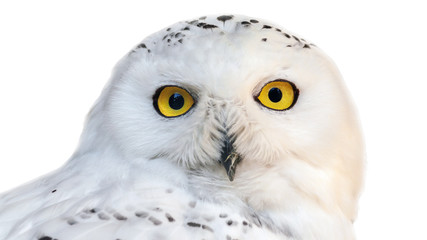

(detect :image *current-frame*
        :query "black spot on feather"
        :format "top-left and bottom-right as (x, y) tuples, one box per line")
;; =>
(137, 43), (147, 49)
(187, 222), (201, 227)
(39, 237), (53, 240)
(188, 20), (198, 25)
(197, 22), (206, 27)
(149, 216), (162, 225)
(203, 24), (218, 29)
(165, 213), (175, 222)
(113, 213), (127, 221)
(202, 224), (214, 232)
(67, 218), (78, 225)
(98, 212), (110, 220)
(217, 15), (233, 23)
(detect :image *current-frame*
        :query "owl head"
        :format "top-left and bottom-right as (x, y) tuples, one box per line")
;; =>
(75, 15), (364, 222)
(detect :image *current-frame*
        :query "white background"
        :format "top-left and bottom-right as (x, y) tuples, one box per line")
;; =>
(0, 1), (426, 239)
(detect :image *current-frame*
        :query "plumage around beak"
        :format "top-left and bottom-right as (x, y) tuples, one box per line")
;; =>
(220, 134), (242, 181)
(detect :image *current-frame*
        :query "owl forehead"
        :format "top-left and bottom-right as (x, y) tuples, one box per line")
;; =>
(128, 15), (317, 98)
(131, 15), (314, 57)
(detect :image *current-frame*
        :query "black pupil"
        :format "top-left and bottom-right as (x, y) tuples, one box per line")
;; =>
(169, 93), (184, 110)
(268, 88), (282, 103)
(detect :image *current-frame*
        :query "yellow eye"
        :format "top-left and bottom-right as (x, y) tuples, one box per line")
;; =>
(256, 80), (299, 111)
(153, 86), (194, 117)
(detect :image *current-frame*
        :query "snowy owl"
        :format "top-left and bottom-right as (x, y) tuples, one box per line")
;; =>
(0, 15), (364, 240)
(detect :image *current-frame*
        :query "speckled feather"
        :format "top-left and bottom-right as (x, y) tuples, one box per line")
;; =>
(0, 15), (364, 240)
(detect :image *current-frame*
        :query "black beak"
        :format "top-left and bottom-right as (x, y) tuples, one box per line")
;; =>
(220, 134), (242, 181)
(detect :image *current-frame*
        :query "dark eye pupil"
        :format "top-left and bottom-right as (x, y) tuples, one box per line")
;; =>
(169, 93), (184, 110)
(268, 88), (282, 103)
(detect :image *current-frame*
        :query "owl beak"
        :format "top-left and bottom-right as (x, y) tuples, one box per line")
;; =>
(220, 135), (242, 181)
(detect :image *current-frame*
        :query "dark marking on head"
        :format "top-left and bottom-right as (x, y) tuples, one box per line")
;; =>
(292, 35), (301, 42)
(165, 213), (175, 222)
(163, 35), (168, 40)
(38, 237), (53, 240)
(219, 213), (228, 218)
(217, 15), (233, 23)
(301, 38), (306, 42)
(226, 220), (233, 226)
(188, 20), (198, 25)
(178, 39), (183, 44)
(203, 24), (218, 29)
(67, 218), (78, 225)
(283, 33), (291, 38)
(250, 19), (259, 23)
(51, 189), (56, 193)
(83, 208), (98, 214)
(241, 21), (251, 26)
(187, 222), (201, 228)
(243, 221), (248, 226)
(197, 22), (206, 27)
(149, 216), (162, 225)
(262, 38), (267, 42)
(137, 43), (147, 49)
(135, 211), (149, 218)
(303, 44), (310, 48)
(98, 212), (110, 220)
(199, 16), (207, 20)
(175, 32), (183, 38)
(147, 49), (151, 53)
(189, 201), (197, 208)
(167, 39), (171, 43)
(276, 28), (282, 32)
(262, 25), (272, 29)
(166, 28), (171, 31)
(286, 44), (292, 47)
(182, 26), (190, 31)
(113, 213), (127, 221)
(202, 224), (214, 232)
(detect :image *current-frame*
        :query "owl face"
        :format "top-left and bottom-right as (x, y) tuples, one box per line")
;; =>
(94, 15), (363, 216)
